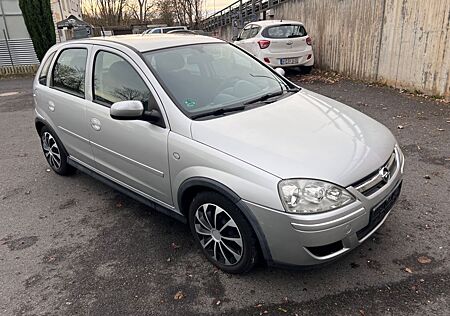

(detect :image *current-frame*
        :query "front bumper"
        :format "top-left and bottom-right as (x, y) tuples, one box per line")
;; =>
(245, 148), (405, 267)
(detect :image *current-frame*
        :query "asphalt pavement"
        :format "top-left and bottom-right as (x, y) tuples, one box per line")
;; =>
(0, 73), (449, 315)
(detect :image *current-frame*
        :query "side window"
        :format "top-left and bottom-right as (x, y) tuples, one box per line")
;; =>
(52, 48), (87, 97)
(239, 25), (252, 40)
(38, 52), (55, 86)
(248, 25), (260, 39)
(93, 51), (153, 109)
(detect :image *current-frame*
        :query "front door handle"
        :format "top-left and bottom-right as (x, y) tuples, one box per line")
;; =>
(90, 118), (101, 131)
(48, 101), (55, 112)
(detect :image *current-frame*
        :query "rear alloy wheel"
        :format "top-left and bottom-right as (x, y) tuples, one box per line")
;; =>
(189, 191), (258, 274)
(40, 126), (75, 176)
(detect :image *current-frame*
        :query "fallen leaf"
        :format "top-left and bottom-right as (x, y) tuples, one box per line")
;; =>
(359, 310), (365, 316)
(423, 175), (431, 179)
(255, 304), (263, 308)
(216, 300), (221, 305)
(278, 307), (288, 313)
(174, 290), (184, 300)
(437, 128), (445, 131)
(405, 267), (413, 274)
(417, 256), (432, 264)
(397, 125), (404, 129)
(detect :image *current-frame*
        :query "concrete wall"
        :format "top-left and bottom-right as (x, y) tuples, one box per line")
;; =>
(215, 0), (450, 98)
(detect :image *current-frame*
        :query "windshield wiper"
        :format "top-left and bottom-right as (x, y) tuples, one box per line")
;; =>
(191, 105), (246, 119)
(249, 73), (300, 92)
(244, 90), (284, 105)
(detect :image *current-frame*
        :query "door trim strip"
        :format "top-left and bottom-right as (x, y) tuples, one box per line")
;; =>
(69, 156), (176, 212)
(58, 125), (164, 178)
(90, 141), (165, 178)
(58, 126), (90, 143)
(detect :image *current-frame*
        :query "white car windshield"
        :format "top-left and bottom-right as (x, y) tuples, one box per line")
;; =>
(143, 43), (294, 119)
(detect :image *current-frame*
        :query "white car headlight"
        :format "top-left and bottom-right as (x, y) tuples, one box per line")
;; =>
(278, 179), (355, 214)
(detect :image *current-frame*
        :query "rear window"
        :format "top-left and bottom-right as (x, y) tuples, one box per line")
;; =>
(163, 27), (185, 33)
(262, 24), (307, 38)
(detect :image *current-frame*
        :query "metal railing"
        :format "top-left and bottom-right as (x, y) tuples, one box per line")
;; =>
(202, 0), (288, 31)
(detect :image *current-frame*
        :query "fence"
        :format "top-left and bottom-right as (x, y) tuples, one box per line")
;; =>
(204, 0), (450, 99)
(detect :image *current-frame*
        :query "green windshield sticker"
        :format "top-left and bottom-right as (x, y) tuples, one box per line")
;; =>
(184, 99), (197, 108)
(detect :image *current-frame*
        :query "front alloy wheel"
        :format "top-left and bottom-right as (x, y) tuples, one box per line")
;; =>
(194, 203), (243, 265)
(189, 191), (258, 274)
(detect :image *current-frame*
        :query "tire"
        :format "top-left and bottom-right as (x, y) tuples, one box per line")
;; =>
(39, 126), (76, 176)
(300, 65), (313, 74)
(188, 191), (258, 274)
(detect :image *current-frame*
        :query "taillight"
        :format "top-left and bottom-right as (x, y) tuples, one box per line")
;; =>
(306, 36), (312, 46)
(258, 40), (271, 49)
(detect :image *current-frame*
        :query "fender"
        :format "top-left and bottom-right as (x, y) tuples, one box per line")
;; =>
(178, 177), (273, 264)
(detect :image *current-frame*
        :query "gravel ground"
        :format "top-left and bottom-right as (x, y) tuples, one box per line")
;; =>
(0, 73), (449, 316)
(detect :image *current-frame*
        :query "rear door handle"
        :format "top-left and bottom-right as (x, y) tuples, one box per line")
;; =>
(90, 118), (101, 131)
(48, 101), (55, 112)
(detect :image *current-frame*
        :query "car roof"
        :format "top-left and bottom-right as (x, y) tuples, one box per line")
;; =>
(249, 20), (304, 27)
(156, 26), (187, 29)
(70, 34), (223, 52)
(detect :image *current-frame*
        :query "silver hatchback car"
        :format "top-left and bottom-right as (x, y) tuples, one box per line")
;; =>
(33, 35), (404, 273)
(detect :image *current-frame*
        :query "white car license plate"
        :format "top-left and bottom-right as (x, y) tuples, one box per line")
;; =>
(280, 58), (298, 65)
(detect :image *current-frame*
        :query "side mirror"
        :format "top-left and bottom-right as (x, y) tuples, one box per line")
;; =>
(110, 100), (144, 120)
(274, 67), (285, 76)
(142, 109), (162, 123)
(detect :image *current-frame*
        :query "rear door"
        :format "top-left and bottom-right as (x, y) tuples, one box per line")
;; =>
(85, 46), (173, 207)
(262, 24), (309, 54)
(37, 44), (95, 166)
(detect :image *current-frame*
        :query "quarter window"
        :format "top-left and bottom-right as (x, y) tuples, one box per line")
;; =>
(52, 48), (87, 97)
(38, 52), (55, 85)
(93, 51), (152, 109)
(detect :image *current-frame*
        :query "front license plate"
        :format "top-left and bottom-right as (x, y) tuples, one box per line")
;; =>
(356, 182), (402, 240)
(280, 58), (298, 65)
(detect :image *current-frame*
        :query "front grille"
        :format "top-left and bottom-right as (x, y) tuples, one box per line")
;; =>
(356, 182), (402, 240)
(353, 149), (398, 196)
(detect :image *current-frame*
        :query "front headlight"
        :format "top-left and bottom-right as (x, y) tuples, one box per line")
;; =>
(278, 179), (355, 214)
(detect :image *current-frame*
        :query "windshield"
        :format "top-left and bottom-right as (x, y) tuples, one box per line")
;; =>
(143, 43), (292, 118)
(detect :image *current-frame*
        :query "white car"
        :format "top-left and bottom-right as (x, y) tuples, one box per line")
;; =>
(143, 26), (188, 34)
(234, 20), (314, 73)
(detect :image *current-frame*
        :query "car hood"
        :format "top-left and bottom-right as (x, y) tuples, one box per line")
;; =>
(191, 89), (396, 186)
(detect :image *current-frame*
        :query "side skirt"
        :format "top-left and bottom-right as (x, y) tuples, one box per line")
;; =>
(67, 157), (187, 224)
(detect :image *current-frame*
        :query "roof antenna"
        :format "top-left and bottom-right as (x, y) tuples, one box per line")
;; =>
(280, 15), (283, 22)
(101, 25), (105, 37)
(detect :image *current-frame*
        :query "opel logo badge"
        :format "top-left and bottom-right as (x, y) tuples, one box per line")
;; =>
(379, 167), (391, 183)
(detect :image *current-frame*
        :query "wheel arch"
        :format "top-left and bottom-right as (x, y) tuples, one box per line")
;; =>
(35, 117), (46, 135)
(177, 177), (273, 263)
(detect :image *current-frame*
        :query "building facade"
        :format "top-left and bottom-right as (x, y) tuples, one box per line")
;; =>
(51, 0), (82, 42)
(0, 0), (82, 67)
(0, 0), (38, 66)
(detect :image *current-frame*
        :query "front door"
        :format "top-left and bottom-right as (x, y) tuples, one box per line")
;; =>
(85, 47), (172, 207)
